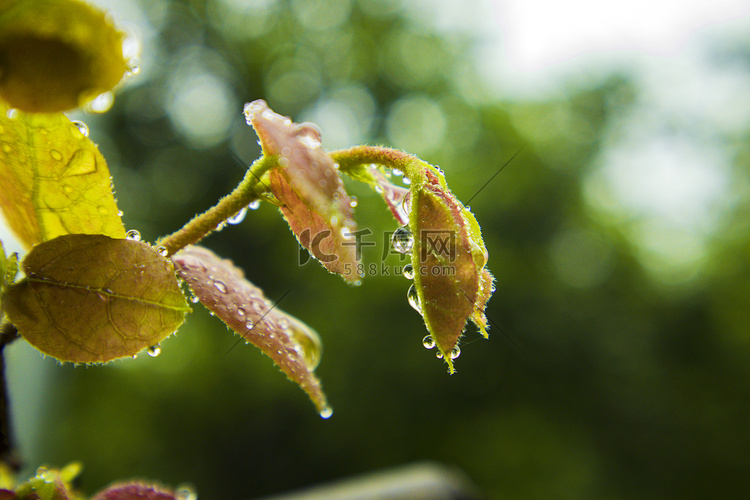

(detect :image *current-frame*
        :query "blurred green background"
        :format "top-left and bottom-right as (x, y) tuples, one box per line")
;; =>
(5, 0), (750, 498)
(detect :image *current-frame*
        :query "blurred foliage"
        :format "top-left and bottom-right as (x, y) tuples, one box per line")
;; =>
(5, 0), (750, 498)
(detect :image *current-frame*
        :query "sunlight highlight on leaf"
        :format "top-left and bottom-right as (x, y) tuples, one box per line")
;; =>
(172, 245), (330, 415)
(4, 234), (190, 363)
(0, 102), (126, 248)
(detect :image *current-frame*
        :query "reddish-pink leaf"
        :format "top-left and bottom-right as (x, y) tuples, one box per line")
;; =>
(243, 100), (360, 284)
(172, 245), (330, 416)
(91, 482), (178, 500)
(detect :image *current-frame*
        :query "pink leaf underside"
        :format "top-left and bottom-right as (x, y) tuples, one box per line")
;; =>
(91, 483), (178, 500)
(172, 245), (328, 412)
(244, 99), (359, 282)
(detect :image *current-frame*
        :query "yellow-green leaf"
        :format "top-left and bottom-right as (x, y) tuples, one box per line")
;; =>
(0, 101), (126, 248)
(173, 245), (331, 416)
(406, 162), (494, 373)
(4, 234), (190, 363)
(0, 0), (127, 112)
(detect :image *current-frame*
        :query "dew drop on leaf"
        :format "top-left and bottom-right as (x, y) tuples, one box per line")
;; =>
(450, 346), (461, 359)
(175, 484), (198, 500)
(147, 344), (161, 357)
(349, 196), (358, 208)
(403, 263), (415, 280)
(422, 335), (435, 349)
(213, 280), (228, 294)
(227, 206), (247, 225)
(407, 283), (421, 313)
(125, 229), (141, 241)
(392, 225), (414, 254)
(319, 406), (333, 419)
(155, 245), (168, 257)
(248, 199), (261, 210)
(72, 120), (89, 137)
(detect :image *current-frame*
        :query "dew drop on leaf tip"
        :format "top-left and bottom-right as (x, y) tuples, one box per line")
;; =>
(320, 406), (334, 419)
(125, 229), (141, 241)
(422, 335), (435, 349)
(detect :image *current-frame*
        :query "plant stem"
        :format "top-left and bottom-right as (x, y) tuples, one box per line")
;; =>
(157, 154), (277, 255)
(0, 323), (20, 472)
(329, 146), (422, 177)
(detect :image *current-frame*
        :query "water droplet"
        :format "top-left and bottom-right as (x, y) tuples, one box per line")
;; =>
(248, 200), (261, 210)
(402, 192), (412, 214)
(126, 58), (141, 75)
(213, 280), (228, 294)
(422, 335), (435, 349)
(392, 225), (414, 254)
(349, 196), (358, 208)
(125, 229), (141, 241)
(403, 264), (415, 280)
(190, 295), (200, 304)
(175, 484), (198, 500)
(70, 120), (90, 137)
(237, 307), (246, 316)
(117, 209), (124, 217)
(147, 344), (161, 357)
(295, 123), (322, 149)
(85, 91), (114, 113)
(392, 168), (403, 177)
(402, 176), (411, 185)
(407, 284), (421, 313)
(153, 246), (168, 257)
(450, 346), (461, 359)
(320, 406), (334, 419)
(374, 184), (384, 194)
(50, 149), (63, 161)
(5, 108), (18, 119)
(227, 206), (247, 225)
(436, 351), (444, 359)
(35, 466), (49, 478)
(291, 322), (323, 370)
(245, 320), (254, 330)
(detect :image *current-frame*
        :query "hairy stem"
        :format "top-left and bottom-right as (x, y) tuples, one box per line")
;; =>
(0, 323), (20, 472)
(157, 154), (277, 255)
(329, 146), (424, 178)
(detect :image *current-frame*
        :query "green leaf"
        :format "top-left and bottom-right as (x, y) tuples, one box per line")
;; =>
(173, 245), (331, 416)
(407, 163), (494, 373)
(0, 0), (127, 112)
(0, 101), (126, 248)
(4, 234), (190, 363)
(244, 100), (361, 284)
(15, 463), (81, 500)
